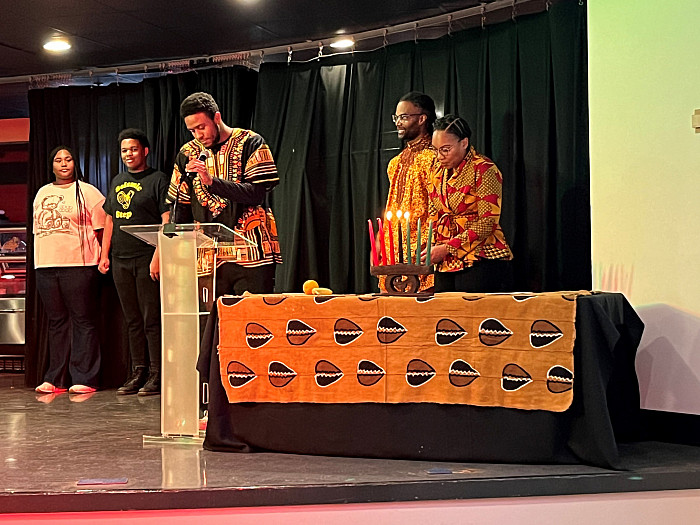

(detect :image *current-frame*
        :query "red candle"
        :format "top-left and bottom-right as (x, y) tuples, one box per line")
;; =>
(377, 217), (386, 265)
(386, 211), (395, 265)
(368, 219), (379, 266)
(397, 211), (404, 264)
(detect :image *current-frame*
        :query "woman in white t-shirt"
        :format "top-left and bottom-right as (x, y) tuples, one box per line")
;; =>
(33, 146), (107, 395)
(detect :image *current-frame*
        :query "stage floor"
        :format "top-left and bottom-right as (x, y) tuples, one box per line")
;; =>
(1, 373), (700, 514)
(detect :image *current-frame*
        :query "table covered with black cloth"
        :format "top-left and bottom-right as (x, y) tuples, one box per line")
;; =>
(197, 292), (643, 469)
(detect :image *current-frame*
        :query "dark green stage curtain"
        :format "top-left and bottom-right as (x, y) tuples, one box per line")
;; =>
(255, 0), (589, 294)
(25, 67), (258, 387)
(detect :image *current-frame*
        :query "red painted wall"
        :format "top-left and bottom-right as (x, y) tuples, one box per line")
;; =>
(0, 118), (29, 143)
(0, 119), (30, 224)
(0, 184), (28, 224)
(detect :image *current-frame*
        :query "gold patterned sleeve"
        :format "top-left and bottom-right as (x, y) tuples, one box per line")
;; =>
(414, 154), (434, 220)
(426, 168), (440, 220)
(166, 155), (192, 205)
(387, 156), (399, 184)
(243, 143), (279, 186)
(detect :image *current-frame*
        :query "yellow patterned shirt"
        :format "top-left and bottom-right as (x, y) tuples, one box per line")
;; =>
(381, 135), (437, 291)
(428, 146), (513, 272)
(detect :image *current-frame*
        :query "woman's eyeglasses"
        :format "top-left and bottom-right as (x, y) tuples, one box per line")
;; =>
(436, 143), (460, 156)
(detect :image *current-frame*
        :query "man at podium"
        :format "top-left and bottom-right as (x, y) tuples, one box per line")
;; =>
(166, 92), (282, 296)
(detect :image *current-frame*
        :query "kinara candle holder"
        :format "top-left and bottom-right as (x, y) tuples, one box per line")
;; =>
(370, 263), (433, 295)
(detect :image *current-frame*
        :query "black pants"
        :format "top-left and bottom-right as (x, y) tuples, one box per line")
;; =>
(215, 262), (275, 297)
(434, 259), (514, 293)
(36, 266), (101, 388)
(112, 254), (161, 370)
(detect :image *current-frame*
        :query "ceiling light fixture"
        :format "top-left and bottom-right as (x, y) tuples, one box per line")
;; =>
(330, 37), (354, 49)
(43, 36), (72, 53)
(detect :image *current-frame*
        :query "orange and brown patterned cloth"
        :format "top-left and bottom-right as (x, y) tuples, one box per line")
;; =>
(217, 291), (589, 412)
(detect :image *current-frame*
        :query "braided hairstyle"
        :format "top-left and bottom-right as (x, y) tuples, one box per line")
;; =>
(48, 145), (90, 262)
(433, 114), (472, 143)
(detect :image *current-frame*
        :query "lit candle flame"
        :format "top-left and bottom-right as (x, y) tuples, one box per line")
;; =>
(397, 210), (403, 220)
(385, 210), (393, 221)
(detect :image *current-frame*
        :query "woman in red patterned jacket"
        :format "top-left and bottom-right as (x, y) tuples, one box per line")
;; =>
(427, 115), (513, 293)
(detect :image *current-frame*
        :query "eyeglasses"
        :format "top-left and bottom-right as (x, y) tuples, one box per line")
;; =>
(436, 143), (460, 156)
(391, 113), (423, 124)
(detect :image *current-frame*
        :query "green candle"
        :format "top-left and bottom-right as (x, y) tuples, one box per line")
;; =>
(426, 220), (433, 266)
(405, 212), (411, 264)
(416, 218), (421, 265)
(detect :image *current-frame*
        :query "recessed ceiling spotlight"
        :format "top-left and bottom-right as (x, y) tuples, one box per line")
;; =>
(43, 35), (71, 53)
(330, 37), (354, 49)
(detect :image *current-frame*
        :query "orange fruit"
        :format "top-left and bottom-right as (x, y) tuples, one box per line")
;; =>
(303, 279), (319, 295)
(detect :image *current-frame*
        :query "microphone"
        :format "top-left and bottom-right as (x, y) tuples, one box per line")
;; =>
(165, 151), (209, 237)
(183, 152), (208, 183)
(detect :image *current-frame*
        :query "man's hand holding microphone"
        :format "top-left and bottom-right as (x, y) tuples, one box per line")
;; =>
(184, 152), (210, 185)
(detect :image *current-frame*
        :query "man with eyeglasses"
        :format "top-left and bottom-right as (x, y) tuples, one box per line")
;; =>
(381, 91), (438, 292)
(166, 92), (282, 296)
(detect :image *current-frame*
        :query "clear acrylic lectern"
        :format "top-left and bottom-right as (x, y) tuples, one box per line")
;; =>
(122, 223), (254, 443)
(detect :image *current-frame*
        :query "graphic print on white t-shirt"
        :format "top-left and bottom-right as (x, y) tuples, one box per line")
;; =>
(36, 194), (72, 237)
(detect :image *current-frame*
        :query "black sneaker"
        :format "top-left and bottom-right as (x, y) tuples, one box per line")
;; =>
(138, 370), (160, 396)
(117, 367), (148, 395)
